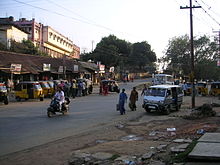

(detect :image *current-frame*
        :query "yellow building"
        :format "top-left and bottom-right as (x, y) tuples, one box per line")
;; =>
(42, 26), (76, 58)
(14, 17), (80, 59)
(0, 24), (28, 49)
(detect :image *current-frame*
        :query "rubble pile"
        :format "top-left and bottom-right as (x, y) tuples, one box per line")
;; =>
(184, 104), (216, 119)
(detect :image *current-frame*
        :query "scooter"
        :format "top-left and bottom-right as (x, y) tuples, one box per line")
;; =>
(47, 97), (70, 117)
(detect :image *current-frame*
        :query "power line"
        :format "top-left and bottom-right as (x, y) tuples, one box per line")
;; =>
(12, 0), (116, 32)
(45, 0), (97, 25)
(194, 0), (220, 26)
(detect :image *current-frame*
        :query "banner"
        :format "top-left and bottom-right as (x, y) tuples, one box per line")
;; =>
(73, 65), (79, 72)
(43, 64), (51, 71)
(10, 64), (22, 73)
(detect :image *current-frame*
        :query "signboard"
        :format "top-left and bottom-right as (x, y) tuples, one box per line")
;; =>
(10, 64), (22, 73)
(58, 66), (65, 73)
(73, 65), (79, 72)
(99, 64), (105, 71)
(109, 66), (114, 73)
(43, 63), (51, 71)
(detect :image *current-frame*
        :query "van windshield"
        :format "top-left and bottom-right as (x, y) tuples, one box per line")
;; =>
(146, 88), (166, 97)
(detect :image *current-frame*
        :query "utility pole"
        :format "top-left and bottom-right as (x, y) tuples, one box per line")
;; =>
(91, 40), (94, 52)
(180, 0), (201, 108)
(213, 30), (220, 58)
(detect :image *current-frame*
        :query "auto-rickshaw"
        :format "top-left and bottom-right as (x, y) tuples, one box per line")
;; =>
(39, 81), (52, 98)
(0, 83), (9, 104)
(209, 82), (220, 96)
(185, 82), (192, 96)
(101, 80), (120, 93)
(196, 82), (208, 96)
(47, 81), (55, 96)
(14, 81), (44, 101)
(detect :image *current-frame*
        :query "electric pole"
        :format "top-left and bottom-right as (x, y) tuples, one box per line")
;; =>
(213, 30), (220, 58)
(91, 40), (94, 52)
(180, 0), (201, 108)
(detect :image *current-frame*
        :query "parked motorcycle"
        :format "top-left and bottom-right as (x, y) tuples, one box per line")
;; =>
(47, 97), (70, 117)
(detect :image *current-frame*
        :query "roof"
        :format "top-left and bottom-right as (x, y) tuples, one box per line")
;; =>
(78, 61), (98, 72)
(150, 84), (181, 89)
(0, 18), (29, 34)
(0, 51), (82, 74)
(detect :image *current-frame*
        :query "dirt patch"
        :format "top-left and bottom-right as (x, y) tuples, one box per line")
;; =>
(1, 96), (220, 165)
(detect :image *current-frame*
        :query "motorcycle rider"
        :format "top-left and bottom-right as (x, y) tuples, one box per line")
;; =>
(54, 86), (65, 111)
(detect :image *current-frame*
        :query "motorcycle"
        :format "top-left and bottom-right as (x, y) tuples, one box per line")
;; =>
(47, 97), (70, 117)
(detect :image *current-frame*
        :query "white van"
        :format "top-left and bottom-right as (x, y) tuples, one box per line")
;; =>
(153, 74), (174, 85)
(142, 85), (183, 114)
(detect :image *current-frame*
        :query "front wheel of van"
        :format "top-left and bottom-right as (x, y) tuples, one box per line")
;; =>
(164, 106), (170, 115)
(145, 107), (151, 113)
(176, 104), (181, 111)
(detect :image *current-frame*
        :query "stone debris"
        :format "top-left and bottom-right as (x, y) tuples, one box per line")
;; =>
(141, 151), (155, 160)
(115, 124), (124, 129)
(173, 138), (192, 143)
(156, 144), (167, 151)
(120, 134), (143, 141)
(185, 103), (216, 119)
(95, 139), (108, 144)
(170, 143), (190, 153)
(91, 152), (113, 160)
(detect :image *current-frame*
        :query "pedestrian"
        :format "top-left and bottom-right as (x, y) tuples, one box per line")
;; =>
(182, 82), (187, 96)
(71, 79), (77, 98)
(129, 87), (138, 111)
(77, 81), (83, 97)
(141, 84), (148, 96)
(118, 88), (128, 115)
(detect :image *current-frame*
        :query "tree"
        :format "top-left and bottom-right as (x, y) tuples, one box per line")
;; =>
(9, 40), (48, 56)
(81, 35), (156, 73)
(161, 34), (219, 80)
(128, 41), (156, 71)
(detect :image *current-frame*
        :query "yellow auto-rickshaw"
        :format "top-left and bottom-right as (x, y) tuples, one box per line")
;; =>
(47, 81), (55, 96)
(39, 81), (52, 98)
(209, 82), (220, 96)
(14, 81), (44, 101)
(196, 82), (208, 96)
(185, 82), (192, 96)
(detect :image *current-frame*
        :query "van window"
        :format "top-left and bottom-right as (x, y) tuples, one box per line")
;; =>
(167, 90), (171, 96)
(146, 88), (166, 97)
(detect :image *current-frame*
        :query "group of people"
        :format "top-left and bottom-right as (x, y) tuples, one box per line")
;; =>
(54, 79), (93, 111)
(118, 87), (139, 115)
(56, 79), (93, 98)
(118, 84), (148, 115)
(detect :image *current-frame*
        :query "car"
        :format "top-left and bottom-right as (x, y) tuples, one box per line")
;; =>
(142, 84), (183, 114)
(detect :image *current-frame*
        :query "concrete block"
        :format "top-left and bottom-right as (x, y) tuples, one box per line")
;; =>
(188, 142), (220, 160)
(198, 133), (220, 143)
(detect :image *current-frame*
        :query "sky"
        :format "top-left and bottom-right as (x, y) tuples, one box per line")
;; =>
(0, 0), (220, 58)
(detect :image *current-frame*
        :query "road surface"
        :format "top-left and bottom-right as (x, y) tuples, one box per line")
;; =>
(0, 79), (150, 156)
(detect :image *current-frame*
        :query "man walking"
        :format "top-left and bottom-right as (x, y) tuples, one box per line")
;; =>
(118, 88), (128, 115)
(129, 87), (138, 111)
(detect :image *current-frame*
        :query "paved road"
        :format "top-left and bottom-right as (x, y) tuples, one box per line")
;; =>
(0, 79), (150, 156)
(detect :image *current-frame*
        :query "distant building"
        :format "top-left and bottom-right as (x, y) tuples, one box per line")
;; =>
(14, 18), (43, 48)
(42, 26), (80, 58)
(0, 17), (28, 49)
(13, 17), (80, 59)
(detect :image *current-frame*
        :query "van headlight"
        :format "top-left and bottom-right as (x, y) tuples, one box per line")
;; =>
(159, 100), (164, 104)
